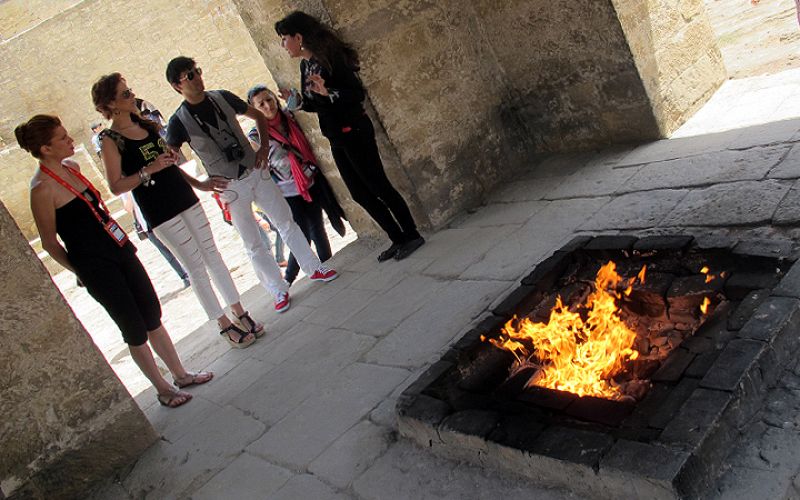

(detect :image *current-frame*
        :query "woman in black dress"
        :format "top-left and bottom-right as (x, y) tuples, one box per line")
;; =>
(275, 11), (425, 262)
(20, 114), (211, 408)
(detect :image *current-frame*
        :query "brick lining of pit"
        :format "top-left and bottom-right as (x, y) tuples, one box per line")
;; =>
(397, 235), (800, 499)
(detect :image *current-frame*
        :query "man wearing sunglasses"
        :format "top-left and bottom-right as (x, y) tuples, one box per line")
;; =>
(164, 56), (338, 314)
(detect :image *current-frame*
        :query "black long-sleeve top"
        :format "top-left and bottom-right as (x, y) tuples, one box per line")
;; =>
(300, 56), (366, 140)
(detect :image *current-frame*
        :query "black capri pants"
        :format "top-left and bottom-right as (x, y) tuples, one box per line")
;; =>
(75, 250), (162, 346)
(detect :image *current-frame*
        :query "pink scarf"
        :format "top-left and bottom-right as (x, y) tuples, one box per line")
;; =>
(268, 111), (316, 202)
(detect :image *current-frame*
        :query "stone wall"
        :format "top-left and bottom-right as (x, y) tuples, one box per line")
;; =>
(233, 0), (724, 228)
(613, 0), (727, 135)
(0, 0), (78, 42)
(0, 200), (157, 499)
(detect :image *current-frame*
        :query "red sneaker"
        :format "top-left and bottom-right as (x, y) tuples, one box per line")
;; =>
(309, 266), (339, 282)
(274, 291), (290, 313)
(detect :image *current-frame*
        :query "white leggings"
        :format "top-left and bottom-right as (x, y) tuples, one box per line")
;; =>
(153, 202), (240, 320)
(218, 169), (321, 298)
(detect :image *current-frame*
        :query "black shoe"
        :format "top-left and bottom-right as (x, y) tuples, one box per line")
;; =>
(377, 243), (403, 262)
(394, 237), (425, 261)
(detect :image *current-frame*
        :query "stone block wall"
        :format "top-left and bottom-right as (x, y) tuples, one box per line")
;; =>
(613, 0), (727, 135)
(233, 0), (724, 228)
(0, 201), (157, 499)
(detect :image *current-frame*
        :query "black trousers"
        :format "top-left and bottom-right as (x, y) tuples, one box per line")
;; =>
(75, 249), (161, 346)
(329, 115), (419, 245)
(284, 182), (333, 282)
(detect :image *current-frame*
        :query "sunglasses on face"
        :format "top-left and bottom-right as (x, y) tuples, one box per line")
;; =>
(180, 67), (203, 82)
(119, 88), (133, 99)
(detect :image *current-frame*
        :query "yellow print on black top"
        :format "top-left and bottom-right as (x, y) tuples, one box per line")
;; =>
(139, 138), (168, 162)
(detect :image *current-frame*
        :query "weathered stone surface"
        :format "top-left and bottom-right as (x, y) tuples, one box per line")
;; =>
(532, 427), (614, 466)
(247, 363), (408, 468)
(364, 279), (511, 368)
(633, 235), (694, 252)
(733, 238), (797, 260)
(658, 388), (732, 449)
(582, 189), (689, 230)
(652, 348), (696, 383)
(774, 260), (800, 298)
(724, 271), (781, 300)
(621, 146), (786, 192)
(308, 420), (393, 489)
(648, 378), (701, 430)
(231, 328), (376, 425)
(660, 180), (791, 227)
(772, 182), (800, 225)
(583, 234), (639, 251)
(0, 202), (157, 499)
(700, 339), (765, 392)
(461, 198), (611, 281)
(192, 453), (293, 500)
(546, 165), (641, 199)
(737, 297), (800, 342)
(728, 289), (770, 330)
(600, 440), (690, 499)
(341, 275), (448, 337)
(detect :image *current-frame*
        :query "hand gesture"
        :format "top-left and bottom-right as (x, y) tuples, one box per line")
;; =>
(201, 176), (230, 193)
(254, 145), (269, 170)
(278, 88), (293, 100)
(306, 73), (329, 96)
(149, 152), (176, 173)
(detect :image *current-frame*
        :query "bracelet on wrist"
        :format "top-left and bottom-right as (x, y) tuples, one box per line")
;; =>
(139, 168), (153, 187)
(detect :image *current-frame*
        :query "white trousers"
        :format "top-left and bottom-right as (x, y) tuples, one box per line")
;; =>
(218, 169), (321, 298)
(153, 202), (239, 320)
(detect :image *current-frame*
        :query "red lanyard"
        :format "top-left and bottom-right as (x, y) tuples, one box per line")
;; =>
(40, 163), (112, 226)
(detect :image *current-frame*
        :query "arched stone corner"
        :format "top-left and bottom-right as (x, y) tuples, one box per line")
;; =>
(0, 201), (157, 499)
(232, 0), (725, 230)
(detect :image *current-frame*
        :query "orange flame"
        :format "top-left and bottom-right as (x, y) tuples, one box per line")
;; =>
(488, 261), (645, 400)
(700, 297), (711, 315)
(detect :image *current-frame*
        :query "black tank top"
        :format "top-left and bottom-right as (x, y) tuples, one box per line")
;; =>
(55, 189), (134, 264)
(104, 128), (198, 229)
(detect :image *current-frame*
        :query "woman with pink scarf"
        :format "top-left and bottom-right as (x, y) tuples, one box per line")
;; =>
(247, 84), (345, 285)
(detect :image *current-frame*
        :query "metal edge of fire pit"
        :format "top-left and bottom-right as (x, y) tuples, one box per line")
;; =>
(396, 234), (800, 500)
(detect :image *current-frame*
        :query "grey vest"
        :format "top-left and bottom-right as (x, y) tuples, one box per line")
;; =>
(174, 91), (256, 179)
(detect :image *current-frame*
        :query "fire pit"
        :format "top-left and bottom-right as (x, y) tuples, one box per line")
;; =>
(397, 235), (800, 499)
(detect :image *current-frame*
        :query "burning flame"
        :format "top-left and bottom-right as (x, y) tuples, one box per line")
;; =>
(700, 297), (711, 315)
(488, 261), (644, 400)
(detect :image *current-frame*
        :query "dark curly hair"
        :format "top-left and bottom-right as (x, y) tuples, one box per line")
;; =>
(275, 11), (360, 73)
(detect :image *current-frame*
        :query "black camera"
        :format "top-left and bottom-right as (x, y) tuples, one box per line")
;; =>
(223, 143), (245, 162)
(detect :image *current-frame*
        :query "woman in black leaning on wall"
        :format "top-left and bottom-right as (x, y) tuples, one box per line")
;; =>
(18, 114), (212, 408)
(275, 11), (425, 262)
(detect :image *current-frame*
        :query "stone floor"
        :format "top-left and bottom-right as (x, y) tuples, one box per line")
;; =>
(76, 68), (800, 499)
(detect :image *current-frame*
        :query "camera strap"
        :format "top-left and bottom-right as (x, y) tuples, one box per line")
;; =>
(185, 94), (242, 155)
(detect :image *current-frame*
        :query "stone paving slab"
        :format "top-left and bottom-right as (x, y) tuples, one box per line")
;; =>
(352, 441), (575, 500)
(341, 274), (448, 337)
(621, 145), (789, 193)
(422, 225), (521, 279)
(122, 404), (266, 498)
(545, 165), (640, 199)
(246, 363), (409, 469)
(191, 453), (293, 500)
(270, 474), (352, 500)
(660, 179), (791, 226)
(231, 328), (376, 426)
(774, 179), (800, 225)
(451, 200), (548, 228)
(363, 279), (511, 368)
(461, 197), (611, 281)
(580, 189), (689, 230)
(308, 419), (392, 489)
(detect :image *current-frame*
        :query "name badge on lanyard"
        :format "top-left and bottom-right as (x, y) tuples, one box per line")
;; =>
(40, 163), (129, 247)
